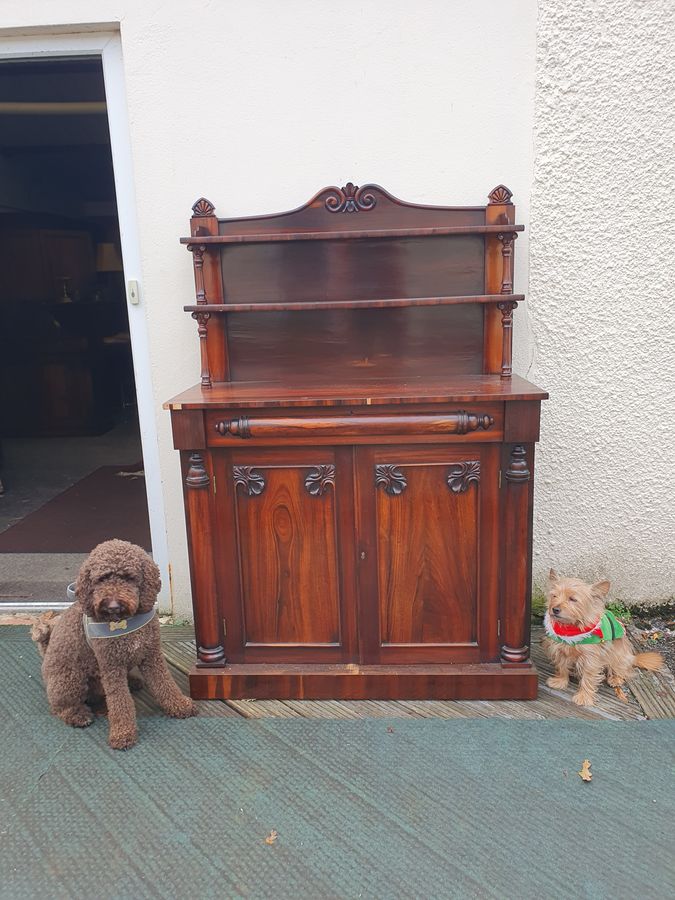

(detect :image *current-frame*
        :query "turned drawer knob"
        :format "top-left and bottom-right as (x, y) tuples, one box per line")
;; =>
(215, 416), (251, 438)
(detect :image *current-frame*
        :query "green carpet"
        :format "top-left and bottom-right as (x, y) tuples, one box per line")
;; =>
(1, 639), (674, 899)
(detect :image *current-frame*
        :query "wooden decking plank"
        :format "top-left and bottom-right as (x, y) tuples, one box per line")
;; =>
(626, 672), (675, 719)
(276, 700), (365, 719)
(223, 700), (306, 719)
(625, 626), (675, 719)
(160, 625), (197, 641)
(395, 701), (485, 719)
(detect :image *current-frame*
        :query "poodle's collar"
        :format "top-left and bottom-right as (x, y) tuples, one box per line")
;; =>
(83, 609), (156, 644)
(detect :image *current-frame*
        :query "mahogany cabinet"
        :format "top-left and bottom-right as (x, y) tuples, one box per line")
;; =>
(166, 183), (547, 700)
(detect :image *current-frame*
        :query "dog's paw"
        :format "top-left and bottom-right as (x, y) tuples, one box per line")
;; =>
(572, 690), (596, 707)
(169, 698), (198, 719)
(546, 676), (569, 690)
(62, 707), (94, 728)
(108, 729), (138, 751)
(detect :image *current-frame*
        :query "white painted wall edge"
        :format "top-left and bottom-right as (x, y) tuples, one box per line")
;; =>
(0, 30), (171, 609)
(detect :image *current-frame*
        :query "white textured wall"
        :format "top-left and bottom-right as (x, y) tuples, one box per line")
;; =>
(0, 0), (538, 616)
(530, 0), (675, 601)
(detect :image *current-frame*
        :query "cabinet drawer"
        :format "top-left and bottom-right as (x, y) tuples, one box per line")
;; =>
(207, 405), (503, 446)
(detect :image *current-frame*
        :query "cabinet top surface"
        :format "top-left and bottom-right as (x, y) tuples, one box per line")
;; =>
(164, 374), (548, 410)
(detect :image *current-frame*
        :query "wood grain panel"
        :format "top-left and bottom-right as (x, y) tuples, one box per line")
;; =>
(234, 462), (341, 646)
(227, 305), (483, 381)
(218, 235), (484, 305)
(376, 462), (478, 647)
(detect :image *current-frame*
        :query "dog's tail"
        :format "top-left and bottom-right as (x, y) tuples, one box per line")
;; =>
(633, 651), (664, 672)
(30, 612), (58, 658)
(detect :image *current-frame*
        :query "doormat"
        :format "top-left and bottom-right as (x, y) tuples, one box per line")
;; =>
(0, 463), (151, 553)
(0, 636), (673, 900)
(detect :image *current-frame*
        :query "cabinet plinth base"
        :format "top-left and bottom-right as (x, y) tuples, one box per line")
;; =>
(189, 662), (538, 701)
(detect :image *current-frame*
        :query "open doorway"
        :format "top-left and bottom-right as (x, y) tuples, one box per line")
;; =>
(0, 56), (150, 606)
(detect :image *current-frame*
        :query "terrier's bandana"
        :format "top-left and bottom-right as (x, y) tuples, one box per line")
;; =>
(544, 610), (625, 645)
(83, 609), (156, 645)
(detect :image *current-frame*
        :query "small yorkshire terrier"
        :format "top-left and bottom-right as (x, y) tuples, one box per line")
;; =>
(544, 569), (663, 706)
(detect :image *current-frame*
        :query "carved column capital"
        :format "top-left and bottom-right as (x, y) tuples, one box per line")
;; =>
(505, 445), (531, 483)
(185, 453), (210, 489)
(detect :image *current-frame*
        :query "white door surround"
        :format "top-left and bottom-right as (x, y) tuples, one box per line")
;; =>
(0, 29), (170, 608)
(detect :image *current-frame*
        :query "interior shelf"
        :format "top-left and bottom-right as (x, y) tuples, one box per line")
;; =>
(183, 293), (524, 314)
(180, 223), (524, 245)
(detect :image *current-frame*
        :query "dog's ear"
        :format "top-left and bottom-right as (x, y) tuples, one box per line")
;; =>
(74, 559), (94, 608)
(592, 580), (610, 597)
(548, 568), (559, 584)
(138, 554), (161, 611)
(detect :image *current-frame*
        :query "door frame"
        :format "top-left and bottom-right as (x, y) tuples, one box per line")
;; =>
(0, 29), (170, 607)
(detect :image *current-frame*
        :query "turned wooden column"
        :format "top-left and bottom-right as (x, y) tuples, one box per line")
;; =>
(501, 443), (534, 665)
(183, 451), (225, 665)
(189, 197), (229, 381)
(484, 185), (515, 373)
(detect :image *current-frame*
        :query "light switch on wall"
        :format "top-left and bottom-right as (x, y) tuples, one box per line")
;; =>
(128, 280), (140, 305)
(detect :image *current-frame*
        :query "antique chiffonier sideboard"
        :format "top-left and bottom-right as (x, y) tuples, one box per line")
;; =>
(165, 182), (548, 700)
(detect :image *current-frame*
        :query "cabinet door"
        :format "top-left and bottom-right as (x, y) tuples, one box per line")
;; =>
(356, 445), (499, 664)
(213, 447), (357, 664)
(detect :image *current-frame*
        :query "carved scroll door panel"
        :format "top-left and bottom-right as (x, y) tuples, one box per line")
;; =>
(356, 445), (499, 665)
(214, 447), (357, 664)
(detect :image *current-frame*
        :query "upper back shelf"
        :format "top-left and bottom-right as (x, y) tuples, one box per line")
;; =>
(181, 182), (524, 386)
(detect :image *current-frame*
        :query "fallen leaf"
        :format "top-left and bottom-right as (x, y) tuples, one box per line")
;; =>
(578, 759), (592, 782)
(613, 685), (629, 702)
(264, 830), (278, 845)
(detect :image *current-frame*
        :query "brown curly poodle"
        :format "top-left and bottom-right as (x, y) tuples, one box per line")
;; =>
(32, 539), (196, 749)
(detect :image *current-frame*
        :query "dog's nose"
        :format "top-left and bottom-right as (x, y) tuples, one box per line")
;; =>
(103, 599), (123, 616)
(552, 606), (561, 616)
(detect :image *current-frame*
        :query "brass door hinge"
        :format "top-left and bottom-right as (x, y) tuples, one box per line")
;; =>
(213, 474), (217, 495)
(497, 619), (501, 637)
(498, 470), (502, 489)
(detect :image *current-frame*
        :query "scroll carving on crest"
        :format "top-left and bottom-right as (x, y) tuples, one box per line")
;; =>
(304, 465), (336, 496)
(375, 465), (407, 496)
(191, 197), (215, 217)
(233, 466), (266, 497)
(446, 460), (481, 494)
(325, 182), (377, 213)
